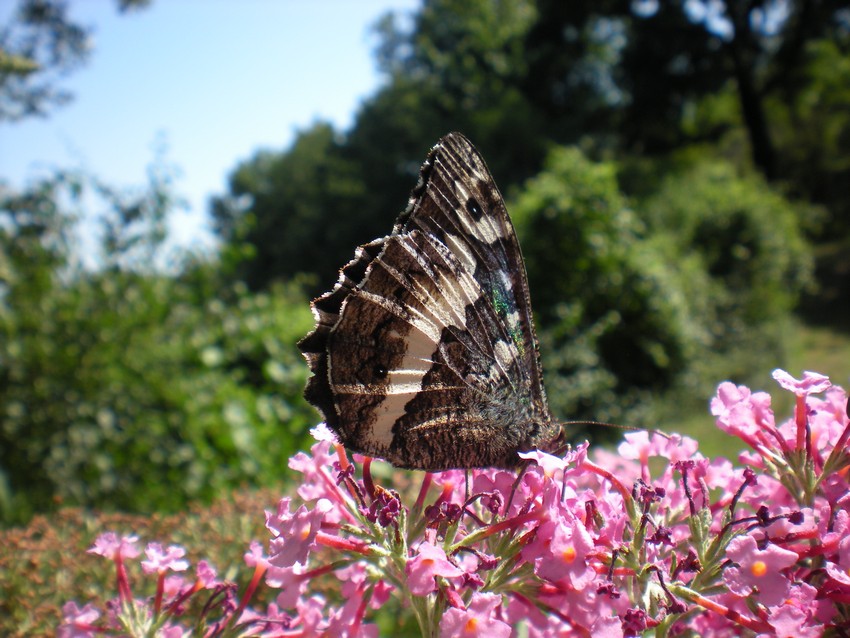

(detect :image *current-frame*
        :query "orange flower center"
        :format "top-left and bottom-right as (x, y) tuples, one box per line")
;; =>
(750, 560), (768, 578)
(561, 546), (577, 564)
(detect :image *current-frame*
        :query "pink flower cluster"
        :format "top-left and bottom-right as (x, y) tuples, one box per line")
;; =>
(59, 533), (268, 637)
(59, 369), (850, 636)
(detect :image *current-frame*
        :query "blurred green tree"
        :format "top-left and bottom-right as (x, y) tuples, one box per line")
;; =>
(513, 147), (811, 424)
(210, 0), (825, 425)
(0, 0), (151, 121)
(215, 0), (847, 293)
(521, 0), (849, 180)
(0, 167), (315, 524)
(211, 122), (374, 294)
(0, 0), (836, 524)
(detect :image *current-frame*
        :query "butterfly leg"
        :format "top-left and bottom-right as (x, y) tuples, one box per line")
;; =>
(505, 461), (533, 515)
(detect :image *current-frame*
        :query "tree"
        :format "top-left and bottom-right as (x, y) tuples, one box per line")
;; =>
(215, 0), (559, 292)
(512, 147), (811, 424)
(370, 0), (553, 184)
(0, 166), (316, 524)
(211, 122), (377, 293)
(0, 0), (151, 121)
(522, 0), (850, 184)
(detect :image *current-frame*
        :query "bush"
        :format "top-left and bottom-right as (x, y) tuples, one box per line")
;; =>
(511, 147), (706, 425)
(644, 159), (813, 382)
(509, 148), (812, 425)
(0, 173), (317, 524)
(0, 266), (316, 523)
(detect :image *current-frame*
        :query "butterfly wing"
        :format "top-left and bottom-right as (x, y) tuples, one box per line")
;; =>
(299, 133), (558, 469)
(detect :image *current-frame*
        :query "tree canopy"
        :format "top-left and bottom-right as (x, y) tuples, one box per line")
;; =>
(214, 0), (847, 293)
(0, 0), (151, 121)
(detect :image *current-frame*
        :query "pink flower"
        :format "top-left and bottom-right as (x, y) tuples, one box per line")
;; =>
(539, 581), (627, 635)
(295, 595), (329, 634)
(141, 543), (189, 575)
(287, 438), (358, 520)
(472, 468), (543, 517)
(519, 442), (587, 479)
(325, 592), (378, 638)
(57, 602), (101, 638)
(824, 535), (850, 587)
(267, 498), (331, 568)
(162, 574), (187, 598)
(772, 369), (831, 396)
(195, 560), (219, 589)
(428, 470), (468, 502)
(87, 532), (139, 603)
(371, 580), (393, 609)
(724, 534), (799, 607)
(532, 516), (595, 589)
(59, 369), (850, 636)
(711, 382), (776, 450)
(310, 422), (338, 442)
(619, 431), (697, 464)
(779, 582), (834, 626)
(809, 386), (849, 455)
(87, 532), (140, 560)
(772, 370), (834, 454)
(592, 614), (626, 638)
(439, 592), (511, 638)
(244, 540), (269, 569)
(406, 542), (464, 596)
(519, 449), (572, 478)
(268, 562), (308, 608)
(764, 604), (824, 638)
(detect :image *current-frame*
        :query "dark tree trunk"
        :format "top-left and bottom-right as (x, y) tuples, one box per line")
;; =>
(727, 1), (778, 181)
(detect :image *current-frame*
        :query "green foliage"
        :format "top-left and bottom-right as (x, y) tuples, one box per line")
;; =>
(0, 0), (152, 121)
(216, 0), (847, 297)
(1, 0), (840, 526)
(0, 172), (317, 524)
(646, 160), (812, 322)
(0, 272), (316, 522)
(216, 0), (558, 294)
(211, 122), (378, 293)
(374, 0), (546, 168)
(352, 0), (557, 195)
(510, 147), (811, 425)
(771, 36), (850, 238)
(643, 159), (813, 380)
(517, 1), (849, 181)
(511, 147), (709, 424)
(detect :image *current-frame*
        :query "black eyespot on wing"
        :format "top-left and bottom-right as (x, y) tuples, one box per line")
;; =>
(466, 197), (483, 221)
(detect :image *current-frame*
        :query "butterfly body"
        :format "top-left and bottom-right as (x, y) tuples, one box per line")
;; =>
(298, 133), (559, 470)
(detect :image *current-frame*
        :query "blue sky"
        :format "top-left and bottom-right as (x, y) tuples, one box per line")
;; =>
(0, 0), (419, 253)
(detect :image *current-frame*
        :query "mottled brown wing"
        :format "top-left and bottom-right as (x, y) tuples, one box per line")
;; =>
(298, 132), (557, 470)
(394, 133), (550, 412)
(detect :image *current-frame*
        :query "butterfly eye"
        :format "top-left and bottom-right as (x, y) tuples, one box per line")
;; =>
(373, 364), (388, 380)
(465, 197), (483, 220)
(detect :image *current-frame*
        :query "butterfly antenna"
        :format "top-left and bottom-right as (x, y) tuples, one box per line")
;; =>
(549, 420), (671, 457)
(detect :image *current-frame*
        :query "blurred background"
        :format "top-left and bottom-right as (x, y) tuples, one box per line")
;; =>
(1, 0), (848, 528)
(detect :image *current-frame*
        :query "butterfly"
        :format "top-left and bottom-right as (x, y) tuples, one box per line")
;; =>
(298, 132), (561, 470)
